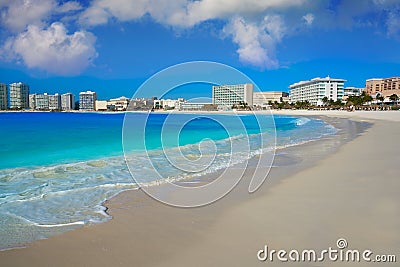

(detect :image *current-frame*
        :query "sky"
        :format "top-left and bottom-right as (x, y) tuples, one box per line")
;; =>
(0, 0), (400, 100)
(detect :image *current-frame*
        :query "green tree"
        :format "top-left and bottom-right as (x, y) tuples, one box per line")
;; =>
(363, 94), (373, 103)
(334, 100), (343, 107)
(322, 96), (329, 106)
(389, 94), (399, 103)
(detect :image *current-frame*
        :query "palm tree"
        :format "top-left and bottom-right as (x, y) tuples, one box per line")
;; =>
(322, 96), (329, 106)
(389, 94), (399, 104)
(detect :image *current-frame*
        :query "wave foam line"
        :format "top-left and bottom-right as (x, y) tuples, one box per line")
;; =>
(33, 221), (85, 228)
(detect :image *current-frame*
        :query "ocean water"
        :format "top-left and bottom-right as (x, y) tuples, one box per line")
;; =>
(0, 112), (336, 250)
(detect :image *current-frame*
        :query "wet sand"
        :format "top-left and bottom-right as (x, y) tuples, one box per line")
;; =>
(0, 111), (399, 266)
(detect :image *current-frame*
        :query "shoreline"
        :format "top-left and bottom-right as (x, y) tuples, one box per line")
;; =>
(1, 111), (399, 266)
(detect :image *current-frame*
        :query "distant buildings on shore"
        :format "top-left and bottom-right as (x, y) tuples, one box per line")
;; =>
(0, 76), (399, 111)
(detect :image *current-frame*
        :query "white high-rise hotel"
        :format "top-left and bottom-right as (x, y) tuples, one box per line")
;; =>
(289, 76), (346, 106)
(9, 82), (29, 109)
(212, 84), (253, 107)
(79, 91), (97, 111)
(61, 93), (75, 110)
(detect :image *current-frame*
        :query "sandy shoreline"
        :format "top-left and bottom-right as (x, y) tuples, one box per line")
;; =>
(0, 111), (399, 266)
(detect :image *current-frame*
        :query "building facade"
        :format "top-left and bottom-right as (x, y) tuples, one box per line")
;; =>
(108, 96), (130, 111)
(79, 91), (97, 111)
(9, 82), (29, 109)
(253, 92), (289, 107)
(0, 83), (7, 110)
(289, 76), (345, 106)
(365, 78), (383, 96)
(178, 102), (216, 111)
(342, 87), (364, 101)
(61, 93), (75, 110)
(212, 84), (253, 107)
(95, 100), (108, 111)
(366, 77), (400, 98)
(127, 98), (153, 111)
(29, 94), (36, 109)
(153, 99), (184, 110)
(48, 94), (61, 110)
(35, 93), (49, 110)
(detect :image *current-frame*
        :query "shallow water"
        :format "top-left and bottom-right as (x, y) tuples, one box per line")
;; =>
(0, 112), (336, 249)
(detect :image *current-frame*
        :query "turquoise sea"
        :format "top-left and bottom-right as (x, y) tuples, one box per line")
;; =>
(0, 112), (336, 250)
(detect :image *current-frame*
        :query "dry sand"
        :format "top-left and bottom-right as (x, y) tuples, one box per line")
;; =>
(0, 111), (399, 266)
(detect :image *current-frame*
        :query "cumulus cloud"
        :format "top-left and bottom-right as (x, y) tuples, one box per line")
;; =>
(79, 0), (306, 27)
(0, 0), (85, 32)
(3, 22), (97, 75)
(79, 0), (187, 26)
(0, 0), (56, 32)
(169, 0), (306, 27)
(2, 0), (400, 73)
(78, 0), (305, 68)
(223, 16), (285, 69)
(57, 1), (83, 13)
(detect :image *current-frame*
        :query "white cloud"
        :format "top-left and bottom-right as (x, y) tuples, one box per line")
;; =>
(302, 13), (314, 26)
(387, 10), (400, 37)
(78, 0), (305, 68)
(170, 0), (306, 27)
(79, 0), (306, 27)
(79, 0), (187, 27)
(223, 16), (285, 69)
(79, 5), (110, 26)
(0, 0), (56, 32)
(57, 1), (83, 13)
(3, 22), (97, 75)
(2, 0), (400, 73)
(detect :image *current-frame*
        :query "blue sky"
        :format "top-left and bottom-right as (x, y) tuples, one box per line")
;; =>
(0, 0), (400, 100)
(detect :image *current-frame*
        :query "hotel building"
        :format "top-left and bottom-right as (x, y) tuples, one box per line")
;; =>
(0, 83), (7, 110)
(35, 93), (49, 110)
(253, 92), (289, 107)
(289, 76), (345, 106)
(342, 87), (364, 100)
(95, 100), (108, 111)
(61, 93), (75, 110)
(153, 98), (184, 110)
(9, 82), (29, 109)
(212, 84), (253, 107)
(48, 94), (61, 110)
(79, 91), (97, 111)
(108, 96), (130, 111)
(365, 77), (400, 97)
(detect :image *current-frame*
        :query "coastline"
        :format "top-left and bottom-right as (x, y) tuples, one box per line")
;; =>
(0, 111), (399, 266)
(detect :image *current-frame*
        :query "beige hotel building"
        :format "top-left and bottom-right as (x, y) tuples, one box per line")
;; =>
(365, 77), (400, 97)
